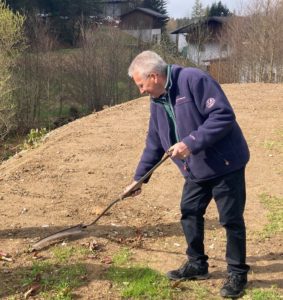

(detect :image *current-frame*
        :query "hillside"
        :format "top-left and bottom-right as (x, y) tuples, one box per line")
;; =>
(0, 83), (282, 299)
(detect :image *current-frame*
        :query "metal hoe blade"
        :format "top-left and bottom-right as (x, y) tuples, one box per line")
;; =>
(31, 153), (170, 251)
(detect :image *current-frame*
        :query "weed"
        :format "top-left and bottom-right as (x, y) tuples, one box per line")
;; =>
(107, 248), (173, 299)
(259, 193), (283, 238)
(20, 261), (86, 299)
(22, 128), (48, 149)
(187, 281), (210, 299)
(112, 247), (132, 266)
(52, 246), (76, 263)
(107, 265), (172, 299)
(16, 245), (89, 299)
(244, 286), (282, 300)
(52, 245), (94, 263)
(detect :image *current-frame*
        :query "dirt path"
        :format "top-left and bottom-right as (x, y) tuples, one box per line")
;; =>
(0, 83), (282, 299)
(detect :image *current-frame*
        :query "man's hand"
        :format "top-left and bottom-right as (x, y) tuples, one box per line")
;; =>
(123, 181), (142, 197)
(169, 142), (191, 159)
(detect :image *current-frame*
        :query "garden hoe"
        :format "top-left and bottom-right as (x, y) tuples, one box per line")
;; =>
(31, 152), (171, 251)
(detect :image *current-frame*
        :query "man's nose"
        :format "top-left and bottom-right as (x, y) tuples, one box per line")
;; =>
(139, 88), (145, 94)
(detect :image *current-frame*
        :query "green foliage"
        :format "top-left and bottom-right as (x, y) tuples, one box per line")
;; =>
(0, 1), (25, 52)
(259, 193), (283, 237)
(53, 246), (76, 263)
(207, 1), (231, 17)
(20, 261), (86, 299)
(244, 286), (282, 300)
(107, 248), (172, 299)
(16, 245), (88, 299)
(187, 281), (209, 299)
(142, 0), (168, 16)
(107, 266), (172, 299)
(22, 128), (48, 148)
(0, 0), (25, 138)
(6, 0), (100, 16)
(139, 1), (169, 29)
(112, 247), (132, 266)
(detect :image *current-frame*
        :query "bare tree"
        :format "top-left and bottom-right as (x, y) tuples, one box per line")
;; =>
(226, 0), (283, 82)
(67, 24), (140, 112)
(14, 14), (58, 131)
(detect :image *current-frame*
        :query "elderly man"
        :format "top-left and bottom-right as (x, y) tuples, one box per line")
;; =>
(125, 50), (250, 298)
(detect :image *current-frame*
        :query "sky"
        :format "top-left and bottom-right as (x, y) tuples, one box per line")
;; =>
(166, 0), (249, 19)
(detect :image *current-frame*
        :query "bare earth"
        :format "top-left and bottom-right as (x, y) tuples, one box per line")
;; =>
(0, 83), (282, 299)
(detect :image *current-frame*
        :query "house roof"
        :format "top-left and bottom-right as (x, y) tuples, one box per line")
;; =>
(120, 7), (168, 19)
(171, 16), (230, 34)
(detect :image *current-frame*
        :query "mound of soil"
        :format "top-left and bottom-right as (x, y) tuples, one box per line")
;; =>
(0, 83), (282, 298)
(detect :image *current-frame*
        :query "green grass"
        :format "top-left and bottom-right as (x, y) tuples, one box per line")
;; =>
(52, 245), (93, 262)
(52, 245), (77, 263)
(187, 281), (210, 299)
(20, 261), (86, 299)
(259, 193), (283, 238)
(244, 286), (282, 300)
(112, 247), (132, 266)
(17, 246), (89, 299)
(106, 248), (173, 299)
(107, 265), (172, 299)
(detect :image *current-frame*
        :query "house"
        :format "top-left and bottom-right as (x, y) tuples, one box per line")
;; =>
(171, 16), (231, 80)
(119, 7), (168, 43)
(98, 0), (130, 18)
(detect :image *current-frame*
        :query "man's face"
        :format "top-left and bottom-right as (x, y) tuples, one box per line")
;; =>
(132, 71), (165, 98)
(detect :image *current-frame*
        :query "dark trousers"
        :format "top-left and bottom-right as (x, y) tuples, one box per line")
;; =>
(181, 167), (250, 275)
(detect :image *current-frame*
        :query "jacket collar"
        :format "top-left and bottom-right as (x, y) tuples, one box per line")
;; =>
(165, 64), (172, 92)
(152, 65), (172, 101)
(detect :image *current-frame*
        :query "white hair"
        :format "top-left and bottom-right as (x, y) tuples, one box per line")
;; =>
(128, 50), (167, 79)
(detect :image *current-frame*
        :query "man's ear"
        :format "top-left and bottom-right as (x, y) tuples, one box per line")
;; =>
(150, 73), (159, 83)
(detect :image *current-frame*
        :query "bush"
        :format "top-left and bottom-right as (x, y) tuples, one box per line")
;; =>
(0, 1), (25, 139)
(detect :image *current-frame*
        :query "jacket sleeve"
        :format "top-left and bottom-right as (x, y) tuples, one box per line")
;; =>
(182, 72), (236, 154)
(134, 108), (165, 182)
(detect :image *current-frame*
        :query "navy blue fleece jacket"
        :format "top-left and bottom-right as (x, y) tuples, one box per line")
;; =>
(134, 65), (249, 182)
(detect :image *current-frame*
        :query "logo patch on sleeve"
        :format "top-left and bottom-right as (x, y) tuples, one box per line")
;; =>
(206, 97), (216, 108)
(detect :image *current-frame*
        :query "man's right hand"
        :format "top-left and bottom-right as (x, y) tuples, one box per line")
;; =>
(123, 181), (142, 197)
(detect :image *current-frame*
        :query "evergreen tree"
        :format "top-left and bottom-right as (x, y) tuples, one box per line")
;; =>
(141, 0), (168, 29)
(207, 1), (231, 17)
(6, 0), (101, 16)
(142, 0), (168, 15)
(191, 0), (205, 18)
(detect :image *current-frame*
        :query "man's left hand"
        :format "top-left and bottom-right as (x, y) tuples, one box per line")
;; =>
(169, 142), (191, 159)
